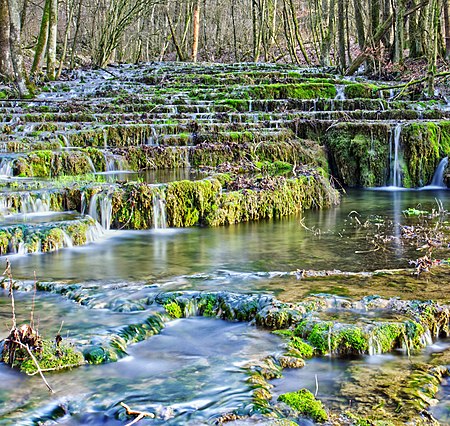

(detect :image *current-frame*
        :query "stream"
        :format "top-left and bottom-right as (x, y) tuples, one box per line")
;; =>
(0, 63), (450, 425)
(0, 188), (448, 424)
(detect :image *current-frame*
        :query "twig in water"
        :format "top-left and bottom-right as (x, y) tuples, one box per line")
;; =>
(7, 339), (54, 393)
(30, 271), (37, 329)
(3, 259), (16, 330)
(120, 402), (155, 426)
(315, 374), (319, 397)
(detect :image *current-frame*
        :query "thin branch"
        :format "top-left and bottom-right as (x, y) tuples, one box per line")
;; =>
(7, 339), (54, 393)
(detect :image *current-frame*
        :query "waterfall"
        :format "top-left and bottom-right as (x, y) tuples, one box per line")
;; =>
(153, 189), (167, 230)
(429, 157), (448, 188)
(389, 123), (403, 187)
(103, 152), (128, 172)
(88, 190), (112, 230)
(0, 158), (13, 177)
(20, 193), (50, 214)
(335, 85), (346, 101)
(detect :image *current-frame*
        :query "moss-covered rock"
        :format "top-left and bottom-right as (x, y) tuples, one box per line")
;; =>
(278, 389), (328, 422)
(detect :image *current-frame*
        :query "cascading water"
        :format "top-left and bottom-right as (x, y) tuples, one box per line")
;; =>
(335, 85), (346, 101)
(0, 158), (13, 177)
(20, 193), (51, 214)
(389, 123), (403, 188)
(153, 188), (168, 230)
(103, 152), (128, 172)
(428, 157), (449, 188)
(88, 190), (113, 230)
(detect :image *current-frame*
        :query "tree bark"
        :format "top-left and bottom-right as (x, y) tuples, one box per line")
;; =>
(31, 0), (50, 76)
(320, 0), (335, 65)
(7, 0), (28, 96)
(46, 0), (58, 80)
(443, 0), (450, 59)
(69, 0), (83, 69)
(191, 0), (200, 62)
(353, 0), (365, 49)
(57, 0), (76, 78)
(337, 0), (346, 71)
(0, 0), (13, 79)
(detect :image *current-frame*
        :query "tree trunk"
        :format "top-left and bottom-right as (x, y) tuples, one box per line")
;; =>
(46, 0), (57, 80)
(408, 0), (422, 57)
(381, 0), (391, 48)
(69, 0), (83, 69)
(57, 0), (76, 78)
(0, 0), (13, 79)
(31, 0), (50, 76)
(337, 0), (346, 71)
(191, 0), (200, 62)
(444, 0), (450, 59)
(20, 0), (27, 36)
(320, 0), (335, 65)
(7, 0), (28, 96)
(353, 0), (365, 49)
(393, 0), (405, 65)
(427, 0), (439, 95)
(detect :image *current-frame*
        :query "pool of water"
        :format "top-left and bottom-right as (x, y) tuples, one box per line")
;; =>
(7, 188), (449, 282)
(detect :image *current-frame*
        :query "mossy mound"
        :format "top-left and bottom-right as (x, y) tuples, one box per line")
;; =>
(1, 325), (84, 375)
(278, 389), (328, 422)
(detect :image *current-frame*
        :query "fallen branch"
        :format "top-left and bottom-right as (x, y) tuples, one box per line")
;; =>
(120, 402), (155, 426)
(7, 339), (54, 393)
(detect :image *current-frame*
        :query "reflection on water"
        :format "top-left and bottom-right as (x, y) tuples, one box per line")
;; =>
(94, 168), (205, 184)
(8, 188), (449, 283)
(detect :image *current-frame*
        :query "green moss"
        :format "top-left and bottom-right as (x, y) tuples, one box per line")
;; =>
(248, 83), (336, 100)
(17, 339), (84, 375)
(335, 327), (368, 354)
(278, 389), (328, 422)
(370, 323), (404, 353)
(307, 322), (332, 354)
(83, 346), (117, 364)
(288, 336), (314, 358)
(344, 83), (380, 99)
(164, 301), (183, 318)
(325, 124), (390, 187)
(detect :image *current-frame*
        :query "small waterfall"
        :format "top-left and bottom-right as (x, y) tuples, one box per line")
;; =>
(20, 193), (50, 214)
(103, 128), (108, 148)
(147, 126), (159, 146)
(335, 85), (346, 101)
(429, 157), (448, 188)
(389, 123), (403, 187)
(86, 157), (96, 173)
(86, 221), (104, 242)
(0, 158), (13, 177)
(88, 190), (113, 230)
(103, 152), (128, 172)
(153, 189), (167, 230)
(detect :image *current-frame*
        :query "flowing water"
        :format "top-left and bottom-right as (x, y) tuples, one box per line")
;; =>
(0, 188), (448, 424)
(1, 64), (450, 424)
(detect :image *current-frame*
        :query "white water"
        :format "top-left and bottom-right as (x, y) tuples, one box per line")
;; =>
(153, 189), (168, 230)
(335, 85), (346, 101)
(422, 157), (449, 189)
(104, 152), (129, 172)
(389, 123), (403, 188)
(0, 158), (13, 177)
(89, 191), (113, 230)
